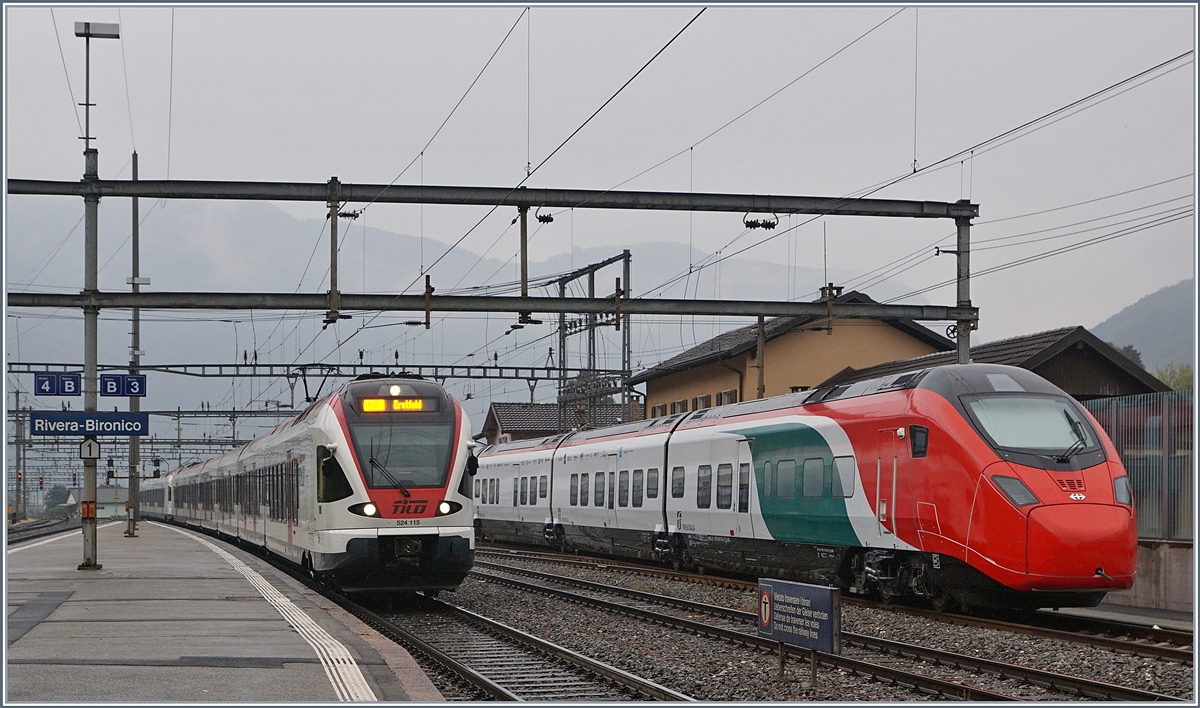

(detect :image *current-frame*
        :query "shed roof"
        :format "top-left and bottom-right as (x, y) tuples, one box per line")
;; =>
(628, 291), (953, 385)
(484, 402), (630, 435)
(818, 326), (1169, 393)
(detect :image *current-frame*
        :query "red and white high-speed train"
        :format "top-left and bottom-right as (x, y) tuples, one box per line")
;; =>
(474, 364), (1137, 611)
(142, 374), (478, 593)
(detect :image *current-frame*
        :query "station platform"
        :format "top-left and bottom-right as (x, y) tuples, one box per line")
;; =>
(1045, 602), (1194, 634)
(5, 520), (443, 702)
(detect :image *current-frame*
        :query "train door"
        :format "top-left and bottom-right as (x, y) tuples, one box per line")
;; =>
(604, 454), (618, 529)
(734, 440), (756, 537)
(876, 430), (897, 537)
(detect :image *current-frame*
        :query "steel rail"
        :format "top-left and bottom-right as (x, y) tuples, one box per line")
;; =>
(475, 562), (1185, 702)
(470, 569), (1017, 701)
(435, 600), (695, 701)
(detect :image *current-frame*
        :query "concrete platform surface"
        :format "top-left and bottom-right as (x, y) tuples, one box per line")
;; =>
(5, 520), (443, 702)
(1045, 601), (1194, 634)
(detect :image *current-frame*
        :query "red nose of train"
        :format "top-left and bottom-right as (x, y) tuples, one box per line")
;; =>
(970, 460), (1136, 592)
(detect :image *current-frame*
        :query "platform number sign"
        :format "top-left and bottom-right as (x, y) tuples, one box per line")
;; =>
(99, 374), (147, 397)
(34, 373), (81, 397)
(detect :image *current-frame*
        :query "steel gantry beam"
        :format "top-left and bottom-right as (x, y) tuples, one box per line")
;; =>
(8, 179), (980, 220)
(6, 291), (978, 322)
(6, 361), (627, 382)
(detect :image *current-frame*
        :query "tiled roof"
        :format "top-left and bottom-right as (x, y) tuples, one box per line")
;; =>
(818, 326), (1168, 392)
(486, 402), (631, 434)
(628, 291), (953, 385)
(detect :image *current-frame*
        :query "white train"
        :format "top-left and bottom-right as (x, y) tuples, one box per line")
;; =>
(142, 374), (478, 593)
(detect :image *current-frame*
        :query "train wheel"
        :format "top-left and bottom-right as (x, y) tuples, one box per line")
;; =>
(930, 588), (958, 613)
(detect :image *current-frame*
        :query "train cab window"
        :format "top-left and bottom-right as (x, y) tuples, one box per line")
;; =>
(716, 464), (733, 509)
(474, 479), (481, 499)
(909, 425), (929, 458)
(318, 453), (354, 504)
(646, 468), (659, 499)
(776, 460), (796, 498)
(832, 456), (856, 498)
(763, 461), (773, 498)
(671, 467), (685, 498)
(570, 474), (579, 506)
(632, 470), (644, 507)
(738, 463), (750, 513)
(697, 465), (713, 509)
(595, 473), (606, 507)
(539, 475), (548, 499)
(803, 458), (824, 498)
(618, 471), (630, 507)
(580, 473), (590, 506)
(520, 477), (529, 505)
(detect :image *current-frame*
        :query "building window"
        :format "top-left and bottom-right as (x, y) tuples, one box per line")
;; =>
(651, 403), (668, 418)
(697, 465), (712, 508)
(692, 394), (712, 412)
(717, 389), (738, 406)
(670, 399), (688, 415)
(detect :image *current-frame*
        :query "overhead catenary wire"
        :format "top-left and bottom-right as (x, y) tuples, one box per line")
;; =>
(48, 8), (84, 138)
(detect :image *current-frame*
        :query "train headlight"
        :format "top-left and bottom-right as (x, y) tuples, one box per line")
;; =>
(992, 475), (1040, 507)
(434, 500), (462, 516)
(348, 502), (381, 517)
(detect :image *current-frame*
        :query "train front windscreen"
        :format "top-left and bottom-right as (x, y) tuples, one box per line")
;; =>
(341, 379), (457, 490)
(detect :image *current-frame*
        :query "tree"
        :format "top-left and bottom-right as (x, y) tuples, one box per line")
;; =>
(1154, 362), (1193, 391)
(1106, 342), (1145, 369)
(42, 484), (69, 519)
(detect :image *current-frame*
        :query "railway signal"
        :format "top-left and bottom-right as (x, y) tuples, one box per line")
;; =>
(39, 477), (44, 490)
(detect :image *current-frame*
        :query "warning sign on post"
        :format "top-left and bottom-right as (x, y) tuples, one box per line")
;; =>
(757, 578), (841, 654)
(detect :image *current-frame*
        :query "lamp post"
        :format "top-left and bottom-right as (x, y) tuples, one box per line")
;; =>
(74, 20), (119, 570)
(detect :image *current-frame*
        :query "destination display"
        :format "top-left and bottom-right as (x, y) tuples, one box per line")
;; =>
(757, 578), (841, 654)
(29, 411), (150, 436)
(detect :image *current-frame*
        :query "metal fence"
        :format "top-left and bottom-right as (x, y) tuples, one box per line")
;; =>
(1083, 390), (1193, 541)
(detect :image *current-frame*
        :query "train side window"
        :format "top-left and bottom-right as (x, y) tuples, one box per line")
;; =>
(474, 479), (481, 499)
(716, 464), (733, 509)
(618, 471), (630, 507)
(570, 474), (579, 506)
(671, 467), (685, 498)
(608, 472), (615, 509)
(594, 473), (605, 507)
(491, 478), (498, 505)
(803, 458), (824, 498)
(697, 465), (713, 509)
(832, 456), (856, 498)
(513, 478), (519, 507)
(632, 469), (644, 507)
(763, 461), (773, 498)
(738, 463), (750, 513)
(777, 460), (796, 498)
(580, 473), (590, 506)
(646, 468), (659, 499)
(520, 477), (529, 505)
(539, 475), (548, 499)
(910, 425), (930, 458)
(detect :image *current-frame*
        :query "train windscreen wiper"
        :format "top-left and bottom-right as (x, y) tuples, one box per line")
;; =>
(369, 456), (411, 497)
(1055, 411), (1087, 463)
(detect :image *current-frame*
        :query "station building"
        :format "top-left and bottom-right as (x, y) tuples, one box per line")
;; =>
(64, 486), (129, 519)
(481, 402), (635, 445)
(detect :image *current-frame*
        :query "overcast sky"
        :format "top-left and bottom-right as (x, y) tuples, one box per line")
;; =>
(4, 4), (1197, 431)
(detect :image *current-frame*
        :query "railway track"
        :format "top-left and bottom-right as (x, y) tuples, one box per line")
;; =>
(477, 546), (1193, 664)
(7, 517), (85, 545)
(222, 533), (691, 701)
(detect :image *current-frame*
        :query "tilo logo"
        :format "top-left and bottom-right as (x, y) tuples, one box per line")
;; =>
(392, 499), (430, 515)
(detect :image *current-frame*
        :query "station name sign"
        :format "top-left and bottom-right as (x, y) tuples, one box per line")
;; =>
(757, 578), (841, 654)
(29, 412), (149, 436)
